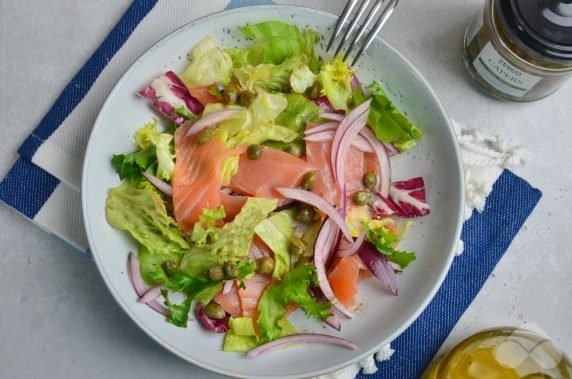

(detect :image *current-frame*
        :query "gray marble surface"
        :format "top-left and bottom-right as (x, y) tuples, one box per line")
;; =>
(0, 0), (570, 378)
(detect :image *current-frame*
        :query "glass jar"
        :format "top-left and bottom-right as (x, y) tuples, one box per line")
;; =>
(424, 327), (572, 379)
(463, 0), (572, 102)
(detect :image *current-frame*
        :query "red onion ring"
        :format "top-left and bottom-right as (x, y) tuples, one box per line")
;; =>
(127, 252), (170, 316)
(320, 112), (344, 121)
(337, 231), (367, 257)
(303, 121), (339, 136)
(184, 109), (244, 137)
(137, 285), (163, 304)
(142, 172), (173, 197)
(246, 333), (357, 357)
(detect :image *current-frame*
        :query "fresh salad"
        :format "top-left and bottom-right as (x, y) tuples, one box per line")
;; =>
(105, 21), (429, 356)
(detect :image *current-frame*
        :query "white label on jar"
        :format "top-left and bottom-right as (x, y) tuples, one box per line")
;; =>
(466, 9), (483, 44)
(472, 42), (542, 97)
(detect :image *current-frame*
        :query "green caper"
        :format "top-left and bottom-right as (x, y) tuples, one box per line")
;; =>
(237, 90), (256, 107)
(223, 261), (239, 279)
(352, 190), (371, 206)
(294, 204), (317, 224)
(247, 144), (262, 160)
(257, 257), (275, 275)
(223, 85), (239, 104)
(290, 236), (308, 256)
(363, 171), (378, 190)
(208, 265), (224, 281)
(286, 142), (303, 157)
(301, 171), (316, 190)
(308, 82), (321, 100)
(204, 301), (226, 320)
(197, 127), (215, 145)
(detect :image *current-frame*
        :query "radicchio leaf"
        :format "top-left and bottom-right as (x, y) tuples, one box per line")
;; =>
(389, 177), (430, 218)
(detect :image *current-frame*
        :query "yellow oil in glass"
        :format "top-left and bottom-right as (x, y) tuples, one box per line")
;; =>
(425, 328), (572, 379)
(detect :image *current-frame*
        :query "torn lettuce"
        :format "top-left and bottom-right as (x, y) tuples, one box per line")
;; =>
(254, 211), (295, 280)
(180, 36), (233, 88)
(223, 317), (297, 352)
(366, 221), (416, 269)
(290, 64), (316, 93)
(275, 93), (321, 133)
(134, 119), (175, 181)
(319, 56), (353, 112)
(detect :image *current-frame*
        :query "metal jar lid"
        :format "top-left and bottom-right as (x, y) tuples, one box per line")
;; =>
(497, 0), (572, 63)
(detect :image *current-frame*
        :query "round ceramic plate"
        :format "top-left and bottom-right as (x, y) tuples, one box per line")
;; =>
(82, 5), (464, 379)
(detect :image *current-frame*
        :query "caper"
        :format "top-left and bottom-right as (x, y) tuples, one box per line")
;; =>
(204, 301), (226, 320)
(237, 90), (256, 107)
(352, 190), (371, 206)
(290, 236), (308, 256)
(363, 171), (378, 190)
(286, 142), (303, 157)
(308, 82), (321, 100)
(223, 260), (239, 279)
(223, 85), (239, 104)
(301, 171), (316, 190)
(197, 127), (215, 145)
(257, 257), (275, 275)
(247, 144), (262, 160)
(208, 265), (224, 281)
(295, 204), (318, 224)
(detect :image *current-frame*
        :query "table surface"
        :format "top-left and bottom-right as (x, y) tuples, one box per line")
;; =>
(1, 0), (571, 378)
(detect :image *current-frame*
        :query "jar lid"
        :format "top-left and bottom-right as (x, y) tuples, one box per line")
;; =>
(498, 0), (572, 62)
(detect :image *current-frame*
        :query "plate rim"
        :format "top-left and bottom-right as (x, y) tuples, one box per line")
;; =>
(81, 4), (465, 378)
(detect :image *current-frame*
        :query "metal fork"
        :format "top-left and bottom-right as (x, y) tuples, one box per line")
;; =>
(326, 0), (400, 66)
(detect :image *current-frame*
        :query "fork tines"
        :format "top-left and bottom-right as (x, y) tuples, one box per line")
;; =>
(326, 0), (400, 66)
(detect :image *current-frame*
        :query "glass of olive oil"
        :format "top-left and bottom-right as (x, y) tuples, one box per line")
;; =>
(425, 328), (572, 379)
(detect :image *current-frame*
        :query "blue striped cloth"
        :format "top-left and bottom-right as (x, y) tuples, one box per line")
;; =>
(0, 0), (542, 377)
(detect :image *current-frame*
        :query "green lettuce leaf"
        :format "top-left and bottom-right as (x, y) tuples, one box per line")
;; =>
(190, 205), (226, 246)
(319, 55), (353, 111)
(254, 211), (295, 280)
(162, 290), (192, 328)
(105, 181), (189, 260)
(180, 36), (233, 88)
(257, 265), (331, 342)
(220, 155), (240, 186)
(290, 64), (316, 93)
(358, 82), (423, 152)
(231, 57), (301, 93)
(111, 146), (156, 182)
(223, 317), (297, 352)
(228, 21), (320, 67)
(133, 119), (175, 181)
(275, 93), (321, 133)
(250, 90), (288, 125)
(366, 222), (416, 269)
(179, 198), (277, 277)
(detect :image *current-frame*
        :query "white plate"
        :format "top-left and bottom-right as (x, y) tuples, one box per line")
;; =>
(82, 5), (464, 379)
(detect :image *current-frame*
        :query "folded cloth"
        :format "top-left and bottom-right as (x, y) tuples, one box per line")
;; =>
(0, 0), (543, 378)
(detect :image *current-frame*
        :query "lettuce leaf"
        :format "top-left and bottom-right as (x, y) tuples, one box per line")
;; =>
(250, 90), (288, 125)
(223, 317), (297, 352)
(254, 211), (295, 280)
(257, 265), (331, 342)
(228, 21), (320, 67)
(133, 119), (175, 181)
(358, 82), (423, 152)
(180, 36), (233, 88)
(111, 146), (156, 182)
(105, 180), (189, 260)
(162, 290), (192, 328)
(232, 57), (300, 93)
(179, 198), (277, 277)
(319, 56), (353, 111)
(366, 222), (416, 269)
(290, 64), (316, 93)
(220, 155), (240, 186)
(275, 93), (321, 133)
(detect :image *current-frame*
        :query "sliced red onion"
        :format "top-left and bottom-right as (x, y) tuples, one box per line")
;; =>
(350, 73), (361, 91)
(314, 219), (353, 318)
(196, 303), (230, 333)
(337, 231), (366, 257)
(275, 187), (352, 241)
(127, 252), (171, 316)
(303, 121), (338, 136)
(246, 333), (357, 357)
(357, 242), (398, 296)
(304, 130), (374, 153)
(223, 280), (234, 295)
(360, 127), (391, 198)
(184, 109), (244, 137)
(137, 285), (163, 304)
(331, 100), (371, 185)
(320, 112), (344, 121)
(383, 142), (399, 157)
(142, 171), (173, 197)
(324, 312), (341, 331)
(138, 71), (203, 125)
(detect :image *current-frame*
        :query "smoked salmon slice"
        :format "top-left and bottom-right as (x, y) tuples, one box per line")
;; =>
(229, 147), (315, 200)
(238, 273), (271, 317)
(172, 124), (243, 233)
(327, 255), (361, 308)
(214, 281), (242, 317)
(189, 86), (223, 106)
